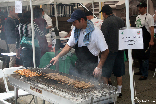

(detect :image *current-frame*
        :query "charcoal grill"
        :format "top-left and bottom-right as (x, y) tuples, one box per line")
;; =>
(8, 67), (118, 104)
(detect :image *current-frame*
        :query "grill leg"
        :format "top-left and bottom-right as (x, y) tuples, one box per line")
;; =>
(35, 96), (38, 104)
(14, 87), (18, 104)
(91, 96), (93, 104)
(43, 100), (45, 104)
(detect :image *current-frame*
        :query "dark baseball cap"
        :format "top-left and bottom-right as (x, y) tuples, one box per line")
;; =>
(99, 5), (112, 14)
(85, 11), (93, 16)
(137, 2), (147, 7)
(67, 9), (85, 22)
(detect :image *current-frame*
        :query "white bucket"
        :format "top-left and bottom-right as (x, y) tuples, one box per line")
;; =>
(59, 31), (68, 38)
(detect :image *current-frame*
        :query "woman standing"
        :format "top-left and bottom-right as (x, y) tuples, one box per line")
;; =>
(16, 11), (45, 68)
(33, 6), (48, 57)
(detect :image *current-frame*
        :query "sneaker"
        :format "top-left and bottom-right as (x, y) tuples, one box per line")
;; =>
(139, 76), (147, 80)
(134, 71), (142, 75)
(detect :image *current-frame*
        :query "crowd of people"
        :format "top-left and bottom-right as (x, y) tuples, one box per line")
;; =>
(0, 1), (155, 103)
(0, 6), (52, 68)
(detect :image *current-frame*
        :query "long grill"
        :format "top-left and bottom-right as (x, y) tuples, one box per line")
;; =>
(8, 68), (118, 104)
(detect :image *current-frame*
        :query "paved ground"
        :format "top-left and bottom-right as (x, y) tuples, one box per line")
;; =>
(0, 61), (156, 104)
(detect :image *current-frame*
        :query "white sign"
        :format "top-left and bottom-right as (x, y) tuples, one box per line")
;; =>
(118, 28), (143, 50)
(15, 1), (22, 13)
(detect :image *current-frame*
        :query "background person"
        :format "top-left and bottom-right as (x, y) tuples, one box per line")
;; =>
(133, 2), (154, 80)
(33, 6), (48, 57)
(16, 11), (45, 68)
(40, 8), (54, 52)
(100, 5), (125, 97)
(41, 8), (53, 32)
(4, 7), (19, 67)
(85, 11), (103, 29)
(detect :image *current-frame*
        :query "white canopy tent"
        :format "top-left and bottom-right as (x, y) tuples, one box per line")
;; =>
(0, 0), (54, 7)
(0, 0), (135, 104)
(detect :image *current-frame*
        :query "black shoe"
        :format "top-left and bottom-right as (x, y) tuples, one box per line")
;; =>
(118, 93), (122, 98)
(108, 81), (112, 85)
(134, 71), (142, 75)
(139, 76), (147, 80)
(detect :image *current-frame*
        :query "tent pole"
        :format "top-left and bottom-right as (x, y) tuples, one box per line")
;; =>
(125, 0), (134, 104)
(30, 0), (38, 103)
(92, 1), (94, 17)
(54, 0), (60, 72)
(30, 0), (36, 68)
(7, 3), (8, 14)
(147, 0), (148, 13)
(27, 2), (29, 11)
(99, 2), (101, 19)
(54, 0), (58, 29)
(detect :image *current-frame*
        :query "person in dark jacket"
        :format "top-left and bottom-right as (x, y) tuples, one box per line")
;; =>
(100, 5), (125, 97)
(16, 11), (45, 68)
(4, 7), (19, 67)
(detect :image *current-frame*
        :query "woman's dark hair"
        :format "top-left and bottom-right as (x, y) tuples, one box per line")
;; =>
(20, 11), (31, 24)
(33, 6), (42, 19)
(77, 17), (87, 22)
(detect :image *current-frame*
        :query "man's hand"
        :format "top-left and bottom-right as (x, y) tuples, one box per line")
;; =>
(149, 40), (154, 46)
(50, 56), (59, 65)
(93, 67), (102, 78)
(149, 26), (154, 47)
(50, 44), (71, 65)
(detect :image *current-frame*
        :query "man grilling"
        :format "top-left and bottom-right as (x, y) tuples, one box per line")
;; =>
(50, 9), (109, 78)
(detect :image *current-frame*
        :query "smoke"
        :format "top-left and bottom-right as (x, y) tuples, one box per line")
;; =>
(69, 63), (101, 88)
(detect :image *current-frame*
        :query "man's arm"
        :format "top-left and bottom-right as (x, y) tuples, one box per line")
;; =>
(93, 49), (109, 77)
(149, 26), (154, 46)
(50, 44), (71, 64)
(97, 49), (109, 69)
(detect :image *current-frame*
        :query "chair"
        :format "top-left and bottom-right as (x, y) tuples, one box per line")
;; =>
(0, 99), (11, 104)
(0, 69), (14, 101)
(0, 66), (30, 103)
(2, 66), (30, 96)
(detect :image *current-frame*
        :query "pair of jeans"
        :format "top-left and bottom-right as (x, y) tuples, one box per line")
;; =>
(21, 47), (41, 68)
(139, 59), (149, 77)
(8, 44), (16, 67)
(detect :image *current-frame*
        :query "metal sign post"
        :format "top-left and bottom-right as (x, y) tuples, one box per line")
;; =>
(54, 27), (60, 72)
(125, 0), (135, 104)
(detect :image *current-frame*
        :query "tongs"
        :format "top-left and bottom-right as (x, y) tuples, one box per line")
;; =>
(36, 62), (54, 75)
(43, 61), (54, 69)
(145, 47), (150, 53)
